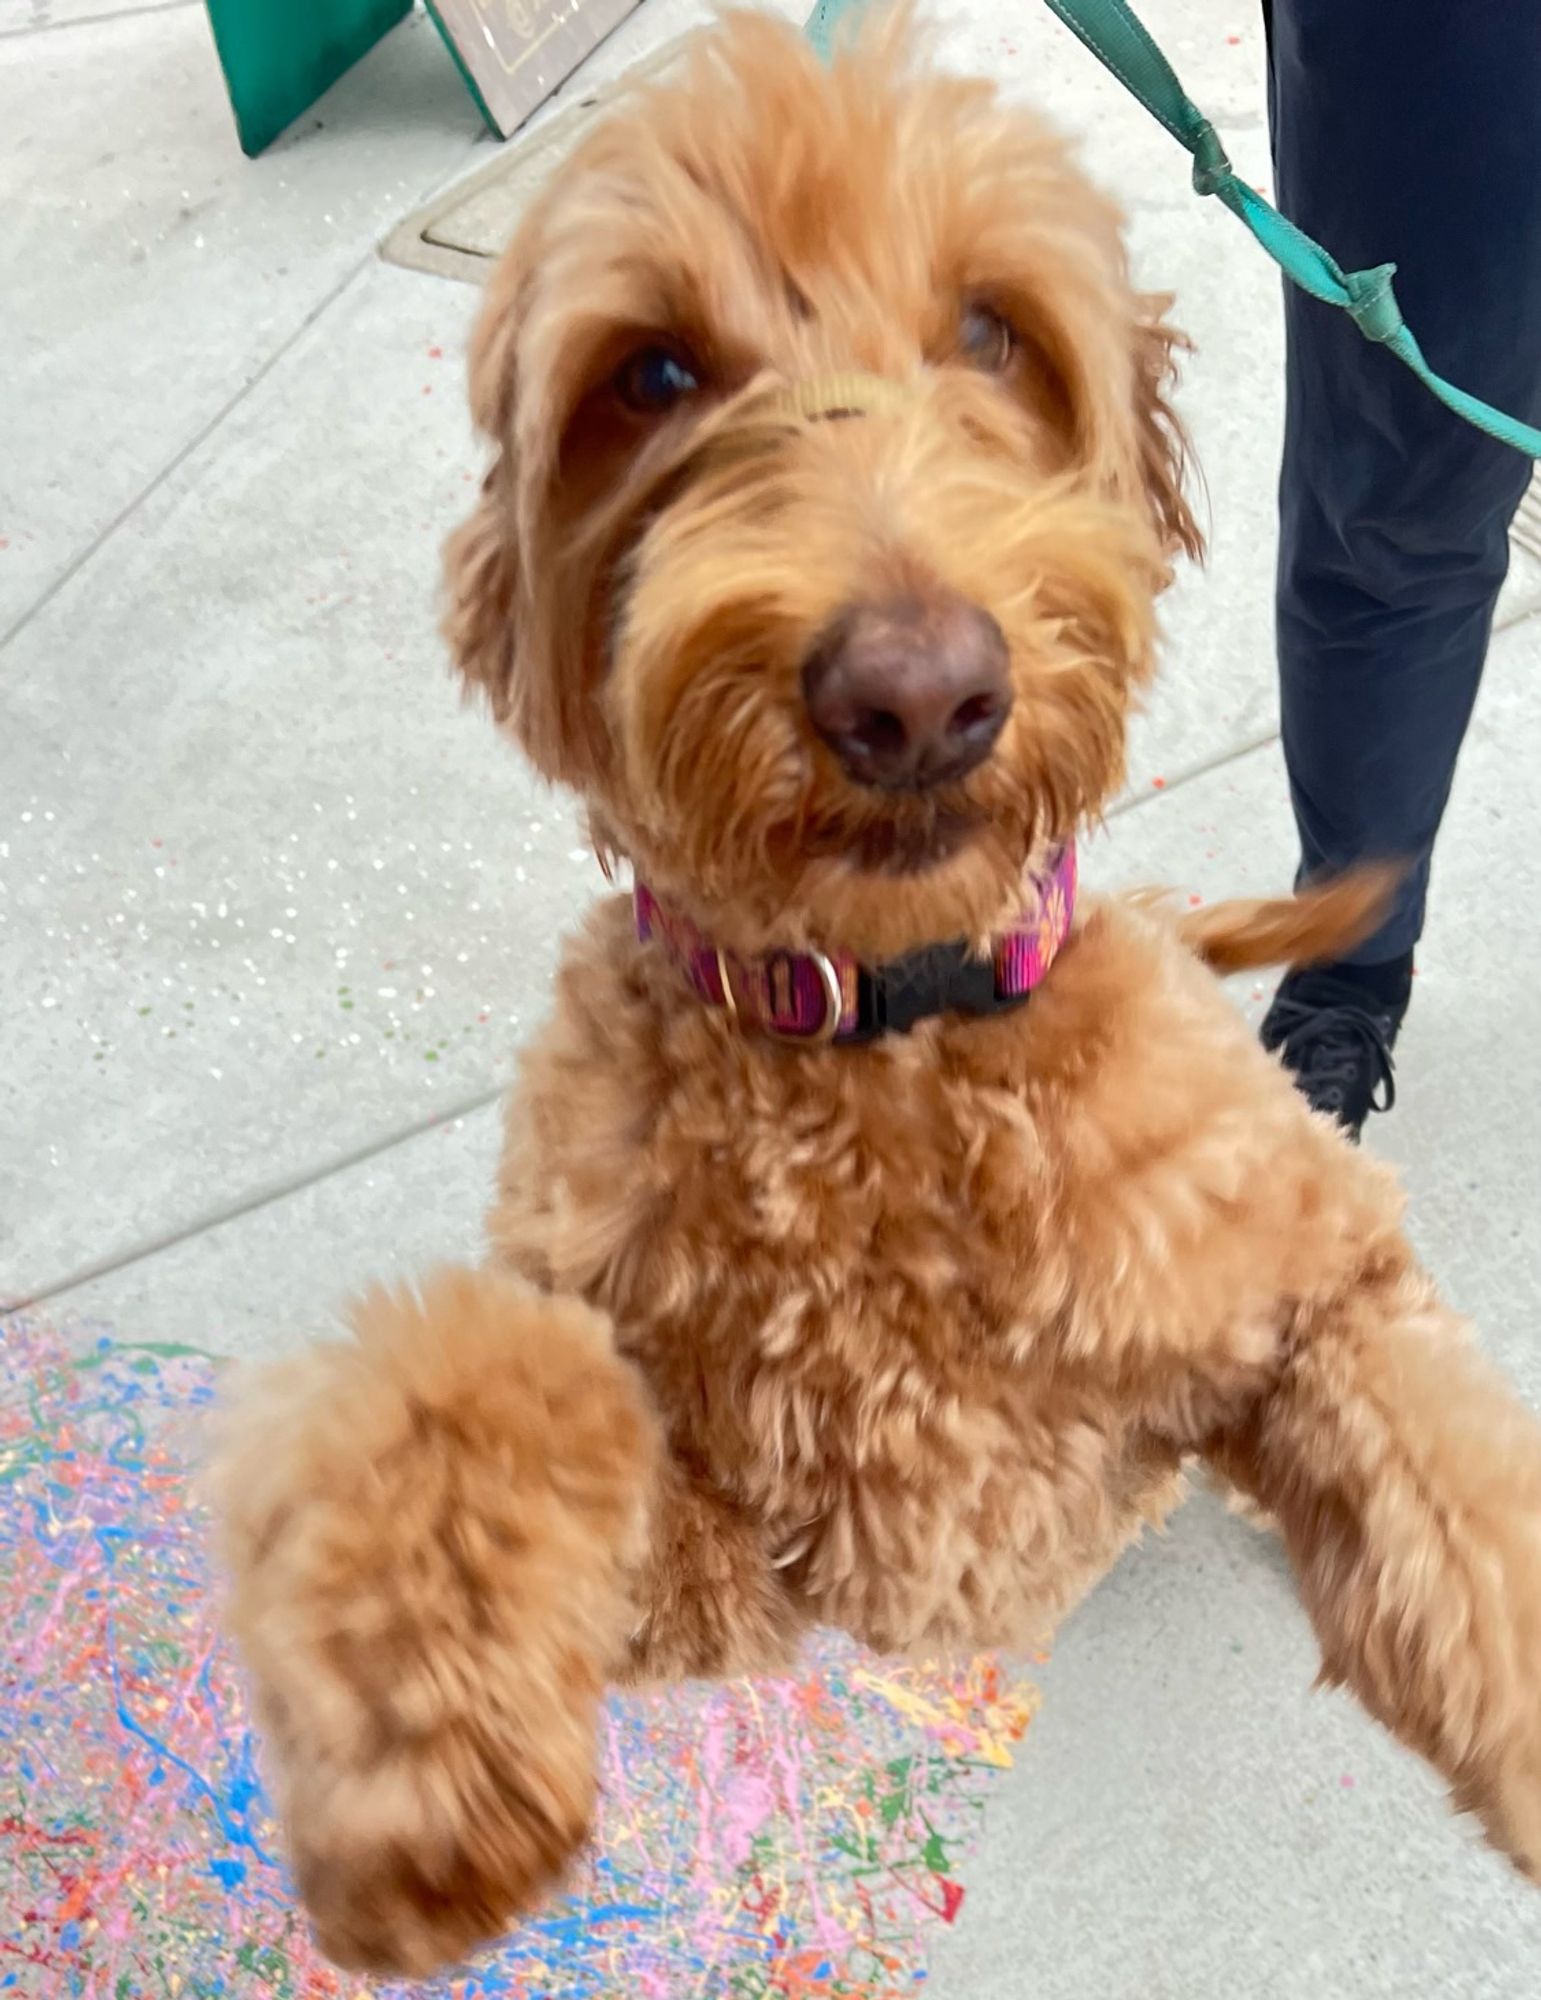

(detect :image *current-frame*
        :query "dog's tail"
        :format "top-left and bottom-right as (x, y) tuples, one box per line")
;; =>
(1153, 865), (1401, 974)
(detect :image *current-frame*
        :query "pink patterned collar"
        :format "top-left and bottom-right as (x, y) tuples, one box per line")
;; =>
(634, 843), (1077, 1046)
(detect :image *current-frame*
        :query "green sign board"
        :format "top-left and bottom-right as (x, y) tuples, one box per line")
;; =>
(204, 0), (641, 157)
(205, 0), (413, 157)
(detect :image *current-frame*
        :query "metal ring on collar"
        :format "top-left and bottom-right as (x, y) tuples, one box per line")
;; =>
(715, 947), (844, 1044)
(712, 947), (741, 1025)
(768, 950), (844, 1044)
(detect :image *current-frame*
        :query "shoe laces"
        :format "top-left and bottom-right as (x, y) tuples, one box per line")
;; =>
(1265, 996), (1398, 1117)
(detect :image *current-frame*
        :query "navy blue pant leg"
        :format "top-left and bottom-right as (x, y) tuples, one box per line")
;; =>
(1264, 0), (1541, 962)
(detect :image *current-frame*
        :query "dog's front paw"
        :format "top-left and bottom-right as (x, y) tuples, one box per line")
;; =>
(209, 1267), (658, 1976)
(282, 1694), (598, 1978)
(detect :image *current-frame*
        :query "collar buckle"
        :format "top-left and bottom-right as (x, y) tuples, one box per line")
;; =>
(637, 843), (1076, 1049)
(868, 940), (1005, 1037)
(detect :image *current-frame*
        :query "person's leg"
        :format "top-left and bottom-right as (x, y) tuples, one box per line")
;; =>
(1261, 0), (1541, 1130)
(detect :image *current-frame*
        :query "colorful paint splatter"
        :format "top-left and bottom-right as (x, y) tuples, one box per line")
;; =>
(1, 1316), (1037, 1997)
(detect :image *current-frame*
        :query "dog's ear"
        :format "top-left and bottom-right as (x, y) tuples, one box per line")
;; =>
(443, 251), (600, 785)
(1129, 292), (1203, 566)
(442, 256), (524, 723)
(442, 460), (519, 723)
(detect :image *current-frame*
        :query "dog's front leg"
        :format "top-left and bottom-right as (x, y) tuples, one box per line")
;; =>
(211, 1265), (802, 1977)
(620, 1456), (807, 1685)
(1199, 1258), (1541, 1879)
(210, 1268), (654, 1977)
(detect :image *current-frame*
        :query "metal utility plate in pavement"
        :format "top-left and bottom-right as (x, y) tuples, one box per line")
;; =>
(379, 39), (688, 285)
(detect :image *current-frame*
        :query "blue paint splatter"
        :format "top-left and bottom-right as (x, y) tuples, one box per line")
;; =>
(3, 1315), (1036, 2000)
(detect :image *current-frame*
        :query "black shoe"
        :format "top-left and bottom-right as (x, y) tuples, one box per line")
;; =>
(1260, 963), (1408, 1141)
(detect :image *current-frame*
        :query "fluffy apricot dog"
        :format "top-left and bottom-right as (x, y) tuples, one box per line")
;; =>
(213, 10), (1541, 1977)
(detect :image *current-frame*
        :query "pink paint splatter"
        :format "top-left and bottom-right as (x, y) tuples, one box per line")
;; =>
(2, 1318), (1039, 1999)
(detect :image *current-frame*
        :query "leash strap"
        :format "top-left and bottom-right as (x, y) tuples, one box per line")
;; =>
(806, 0), (1541, 462)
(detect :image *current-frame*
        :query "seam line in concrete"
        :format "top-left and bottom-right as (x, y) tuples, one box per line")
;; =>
(0, 253), (379, 658)
(1103, 574), (1540, 819)
(1107, 724), (1280, 820)
(0, 0), (195, 39)
(8, 1084), (506, 1311)
(0, 123), (485, 661)
(12, 727), (1291, 1310)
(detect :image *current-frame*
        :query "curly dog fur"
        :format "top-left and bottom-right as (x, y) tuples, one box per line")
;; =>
(212, 12), (1541, 1976)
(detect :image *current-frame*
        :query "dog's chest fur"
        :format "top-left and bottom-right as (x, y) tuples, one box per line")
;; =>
(490, 894), (1378, 1651)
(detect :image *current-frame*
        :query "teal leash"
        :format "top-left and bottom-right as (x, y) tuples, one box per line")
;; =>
(806, 0), (1541, 461)
(803, 0), (847, 61)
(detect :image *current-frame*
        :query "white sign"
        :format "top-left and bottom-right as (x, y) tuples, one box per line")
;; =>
(428, 0), (644, 138)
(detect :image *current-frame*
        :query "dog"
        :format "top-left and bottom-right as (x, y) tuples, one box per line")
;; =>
(211, 11), (1541, 1977)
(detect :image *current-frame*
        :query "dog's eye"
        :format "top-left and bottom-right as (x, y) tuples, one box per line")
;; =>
(615, 345), (702, 416)
(958, 305), (1016, 374)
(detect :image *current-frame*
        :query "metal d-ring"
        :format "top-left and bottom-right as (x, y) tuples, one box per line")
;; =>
(712, 947), (741, 1025)
(766, 950), (843, 1046)
(716, 947), (843, 1044)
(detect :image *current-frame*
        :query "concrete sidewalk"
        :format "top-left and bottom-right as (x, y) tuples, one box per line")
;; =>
(3, 2), (1540, 1993)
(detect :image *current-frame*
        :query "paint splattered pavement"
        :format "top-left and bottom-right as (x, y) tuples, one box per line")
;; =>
(0, 1317), (1037, 1997)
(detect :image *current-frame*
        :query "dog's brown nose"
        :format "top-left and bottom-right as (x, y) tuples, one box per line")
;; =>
(802, 595), (1012, 792)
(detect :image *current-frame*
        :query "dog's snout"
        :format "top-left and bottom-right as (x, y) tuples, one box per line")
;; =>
(801, 595), (1012, 792)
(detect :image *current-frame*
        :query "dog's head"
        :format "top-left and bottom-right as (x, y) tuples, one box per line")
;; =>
(445, 9), (1198, 959)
